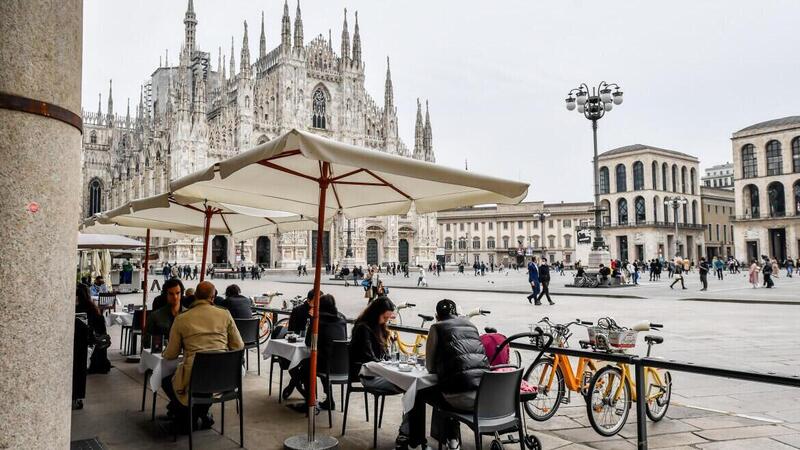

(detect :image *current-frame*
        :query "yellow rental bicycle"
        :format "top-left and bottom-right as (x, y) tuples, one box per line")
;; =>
(586, 320), (672, 436)
(389, 303), (491, 357)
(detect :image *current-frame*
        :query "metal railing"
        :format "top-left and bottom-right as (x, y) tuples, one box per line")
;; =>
(603, 220), (705, 230)
(254, 306), (800, 450)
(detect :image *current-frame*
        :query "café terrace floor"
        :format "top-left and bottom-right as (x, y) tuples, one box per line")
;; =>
(71, 339), (800, 450)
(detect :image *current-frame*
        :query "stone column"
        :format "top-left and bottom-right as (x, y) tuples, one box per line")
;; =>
(0, 1), (83, 448)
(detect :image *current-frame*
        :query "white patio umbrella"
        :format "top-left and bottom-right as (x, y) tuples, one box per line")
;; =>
(168, 128), (530, 449)
(104, 192), (322, 281)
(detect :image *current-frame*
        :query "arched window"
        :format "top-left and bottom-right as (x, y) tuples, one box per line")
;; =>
(652, 196), (660, 222)
(651, 161), (658, 190)
(767, 182), (786, 217)
(663, 202), (670, 223)
(742, 144), (757, 178)
(615, 164), (627, 192)
(633, 161), (644, 190)
(690, 168), (697, 195)
(681, 166), (688, 193)
(311, 88), (327, 129)
(458, 238), (467, 250)
(599, 166), (610, 194)
(487, 237), (496, 249)
(634, 196), (646, 223)
(472, 237), (481, 249)
(792, 137), (800, 173)
(502, 236), (510, 248)
(691, 200), (698, 225)
(661, 162), (668, 191)
(88, 178), (103, 217)
(617, 198), (629, 224)
(444, 237), (453, 250)
(548, 235), (555, 248)
(671, 164), (678, 192)
(744, 184), (760, 218)
(794, 181), (800, 214)
(564, 234), (572, 248)
(600, 199), (611, 226)
(90, 131), (97, 144)
(682, 203), (687, 224)
(766, 140), (783, 176)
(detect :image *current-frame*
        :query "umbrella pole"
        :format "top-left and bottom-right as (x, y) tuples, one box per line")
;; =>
(142, 228), (150, 328)
(200, 207), (212, 282)
(285, 162), (338, 449)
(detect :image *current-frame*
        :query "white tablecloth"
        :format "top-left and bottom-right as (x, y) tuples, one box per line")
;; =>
(360, 361), (438, 412)
(106, 311), (134, 328)
(262, 339), (310, 369)
(138, 349), (180, 392)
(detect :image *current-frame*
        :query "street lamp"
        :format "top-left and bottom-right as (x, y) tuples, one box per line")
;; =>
(534, 210), (551, 258)
(565, 81), (623, 264)
(664, 196), (687, 258)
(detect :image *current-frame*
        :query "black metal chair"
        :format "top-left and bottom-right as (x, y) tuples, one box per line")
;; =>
(322, 340), (351, 428)
(96, 292), (117, 315)
(340, 343), (398, 449)
(183, 349), (245, 449)
(267, 325), (289, 402)
(435, 368), (525, 450)
(235, 318), (261, 375)
(127, 309), (150, 356)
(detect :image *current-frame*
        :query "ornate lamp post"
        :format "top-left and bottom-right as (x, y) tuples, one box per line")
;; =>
(344, 218), (354, 258)
(664, 196), (687, 258)
(565, 81), (623, 269)
(534, 210), (551, 258)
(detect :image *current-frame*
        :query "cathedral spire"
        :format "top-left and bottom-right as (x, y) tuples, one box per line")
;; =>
(178, 45), (190, 115)
(293, 0), (304, 51)
(229, 36), (236, 78)
(281, 0), (291, 51)
(352, 11), (361, 65)
(240, 21), (251, 78)
(97, 92), (102, 118)
(424, 100), (434, 162)
(165, 49), (169, 66)
(413, 98), (424, 160)
(340, 8), (350, 62)
(183, 0), (197, 54)
(384, 57), (393, 110)
(107, 79), (114, 125)
(137, 85), (144, 121)
(328, 29), (333, 52)
(125, 98), (130, 126)
(259, 11), (267, 59)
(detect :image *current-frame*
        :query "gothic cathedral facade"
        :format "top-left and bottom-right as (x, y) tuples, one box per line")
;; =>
(81, 0), (438, 269)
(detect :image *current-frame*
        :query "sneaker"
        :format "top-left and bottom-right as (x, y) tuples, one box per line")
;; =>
(447, 439), (460, 450)
(534, 301), (542, 306)
(318, 398), (335, 411)
(548, 300), (555, 305)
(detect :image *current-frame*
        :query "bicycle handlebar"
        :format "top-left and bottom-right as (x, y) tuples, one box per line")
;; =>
(650, 323), (663, 329)
(579, 320), (594, 326)
(465, 308), (491, 318)
(396, 302), (415, 310)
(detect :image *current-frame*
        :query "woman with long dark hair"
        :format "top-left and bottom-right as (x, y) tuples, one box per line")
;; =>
(75, 284), (111, 374)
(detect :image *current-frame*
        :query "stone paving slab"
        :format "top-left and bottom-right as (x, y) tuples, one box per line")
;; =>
(696, 437), (797, 449)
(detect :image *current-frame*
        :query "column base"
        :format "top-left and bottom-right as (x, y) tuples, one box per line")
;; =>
(284, 434), (339, 450)
(587, 248), (611, 271)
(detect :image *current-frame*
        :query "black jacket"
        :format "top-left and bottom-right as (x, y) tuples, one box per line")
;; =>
(539, 263), (550, 281)
(288, 301), (311, 333)
(305, 312), (347, 374)
(349, 321), (388, 379)
(431, 317), (488, 394)
(217, 294), (252, 319)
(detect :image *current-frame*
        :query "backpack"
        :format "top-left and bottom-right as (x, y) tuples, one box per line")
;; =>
(480, 332), (510, 366)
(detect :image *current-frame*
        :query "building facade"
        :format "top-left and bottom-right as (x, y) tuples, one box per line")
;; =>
(731, 116), (800, 262)
(700, 186), (735, 258)
(81, 0), (439, 268)
(702, 162), (734, 189)
(436, 202), (594, 268)
(597, 144), (706, 262)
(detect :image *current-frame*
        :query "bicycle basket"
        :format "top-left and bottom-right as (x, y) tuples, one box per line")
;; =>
(533, 322), (567, 348)
(608, 329), (638, 349)
(252, 295), (272, 306)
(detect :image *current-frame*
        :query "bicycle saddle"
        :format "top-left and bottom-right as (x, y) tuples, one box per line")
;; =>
(418, 314), (434, 322)
(644, 335), (664, 345)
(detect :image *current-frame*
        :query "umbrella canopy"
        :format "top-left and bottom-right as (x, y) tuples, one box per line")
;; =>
(81, 215), (197, 239)
(77, 233), (145, 249)
(170, 128), (529, 218)
(166, 128), (530, 449)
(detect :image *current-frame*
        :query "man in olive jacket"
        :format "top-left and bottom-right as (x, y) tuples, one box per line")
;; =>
(162, 281), (244, 432)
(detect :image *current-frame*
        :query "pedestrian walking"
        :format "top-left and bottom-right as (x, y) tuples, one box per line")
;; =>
(698, 257), (709, 291)
(762, 259), (774, 288)
(526, 257), (541, 305)
(417, 266), (428, 287)
(748, 260), (760, 288)
(786, 258), (795, 277)
(535, 258), (555, 305)
(713, 256), (724, 280)
(669, 256), (686, 289)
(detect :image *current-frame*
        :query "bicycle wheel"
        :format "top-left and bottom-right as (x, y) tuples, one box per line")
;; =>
(645, 370), (672, 422)
(256, 313), (273, 345)
(523, 357), (565, 421)
(587, 365), (630, 436)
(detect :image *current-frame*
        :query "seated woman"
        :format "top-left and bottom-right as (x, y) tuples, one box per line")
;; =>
(75, 284), (111, 374)
(296, 294), (347, 411)
(350, 297), (413, 447)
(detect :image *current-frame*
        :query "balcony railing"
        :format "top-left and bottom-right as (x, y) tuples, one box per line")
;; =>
(732, 211), (798, 221)
(602, 220), (705, 230)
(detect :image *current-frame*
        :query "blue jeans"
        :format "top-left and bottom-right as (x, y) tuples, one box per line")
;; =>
(526, 281), (540, 300)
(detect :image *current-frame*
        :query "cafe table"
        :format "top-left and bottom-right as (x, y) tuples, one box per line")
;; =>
(138, 349), (180, 419)
(360, 361), (438, 412)
(262, 338), (310, 369)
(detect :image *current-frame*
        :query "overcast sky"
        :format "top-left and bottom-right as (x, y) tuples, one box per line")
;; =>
(82, 1), (800, 202)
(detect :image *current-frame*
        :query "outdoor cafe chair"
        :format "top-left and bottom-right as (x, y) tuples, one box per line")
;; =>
(127, 309), (151, 356)
(267, 324), (289, 402)
(434, 368), (524, 450)
(96, 292), (117, 315)
(340, 341), (398, 449)
(234, 318), (261, 375)
(322, 340), (351, 428)
(177, 349), (245, 449)
(120, 305), (143, 351)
